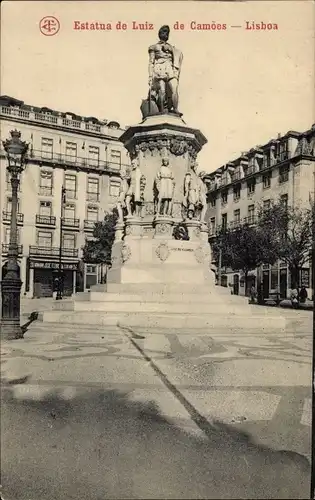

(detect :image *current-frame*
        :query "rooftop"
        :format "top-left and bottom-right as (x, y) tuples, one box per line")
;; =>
(0, 95), (125, 137)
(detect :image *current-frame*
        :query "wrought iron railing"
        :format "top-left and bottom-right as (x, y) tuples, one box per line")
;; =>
(2, 211), (24, 224)
(29, 246), (79, 258)
(2, 243), (23, 254)
(36, 215), (56, 225)
(61, 218), (80, 228)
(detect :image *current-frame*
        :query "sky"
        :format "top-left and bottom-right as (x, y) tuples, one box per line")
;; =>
(1, 0), (314, 171)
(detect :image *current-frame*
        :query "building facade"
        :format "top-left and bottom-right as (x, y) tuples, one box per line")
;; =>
(0, 95), (130, 297)
(205, 125), (315, 299)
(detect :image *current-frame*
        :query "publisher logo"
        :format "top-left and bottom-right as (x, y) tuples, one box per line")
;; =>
(39, 16), (60, 36)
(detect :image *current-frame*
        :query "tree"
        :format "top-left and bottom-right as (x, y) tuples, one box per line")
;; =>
(82, 211), (117, 282)
(212, 222), (279, 293)
(257, 200), (313, 290)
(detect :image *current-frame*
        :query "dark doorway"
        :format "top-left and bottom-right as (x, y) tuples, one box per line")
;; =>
(263, 270), (270, 299)
(279, 268), (287, 299)
(233, 274), (239, 295)
(34, 269), (53, 297)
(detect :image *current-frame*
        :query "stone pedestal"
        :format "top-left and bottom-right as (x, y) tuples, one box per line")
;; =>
(153, 216), (174, 239)
(107, 113), (211, 288)
(44, 113), (285, 331)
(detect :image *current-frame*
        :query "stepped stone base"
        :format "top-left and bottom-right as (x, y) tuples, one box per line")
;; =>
(41, 282), (286, 332)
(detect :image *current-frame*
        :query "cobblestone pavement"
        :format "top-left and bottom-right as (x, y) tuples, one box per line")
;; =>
(0, 309), (312, 499)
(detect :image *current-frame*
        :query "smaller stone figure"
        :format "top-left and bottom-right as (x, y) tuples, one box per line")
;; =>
(196, 171), (207, 224)
(155, 157), (175, 216)
(125, 159), (146, 217)
(183, 161), (199, 219)
(115, 172), (129, 223)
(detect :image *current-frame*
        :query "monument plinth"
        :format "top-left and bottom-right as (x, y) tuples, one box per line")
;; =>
(42, 24), (285, 331)
(107, 112), (211, 287)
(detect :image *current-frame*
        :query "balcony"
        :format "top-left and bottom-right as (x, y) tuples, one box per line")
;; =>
(244, 166), (256, 177)
(27, 149), (129, 174)
(2, 211), (24, 224)
(61, 218), (80, 230)
(29, 246), (79, 258)
(36, 215), (56, 226)
(243, 216), (257, 226)
(229, 220), (241, 230)
(84, 220), (97, 231)
(2, 243), (23, 255)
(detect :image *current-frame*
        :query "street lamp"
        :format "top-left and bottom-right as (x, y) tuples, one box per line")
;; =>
(1, 130), (29, 340)
(56, 186), (66, 300)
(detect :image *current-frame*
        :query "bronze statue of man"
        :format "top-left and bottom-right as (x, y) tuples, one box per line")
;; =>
(148, 25), (183, 114)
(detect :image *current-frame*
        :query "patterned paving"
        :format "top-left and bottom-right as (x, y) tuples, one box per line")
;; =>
(1, 321), (312, 459)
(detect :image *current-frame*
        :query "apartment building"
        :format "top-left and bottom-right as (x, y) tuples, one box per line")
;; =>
(205, 125), (315, 299)
(0, 95), (130, 297)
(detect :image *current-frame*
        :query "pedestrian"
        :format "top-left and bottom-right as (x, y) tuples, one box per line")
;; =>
(290, 288), (299, 309)
(249, 285), (257, 304)
(299, 286), (308, 304)
(275, 286), (281, 306)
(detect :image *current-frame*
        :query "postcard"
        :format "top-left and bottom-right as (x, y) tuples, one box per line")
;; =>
(1, 1), (314, 499)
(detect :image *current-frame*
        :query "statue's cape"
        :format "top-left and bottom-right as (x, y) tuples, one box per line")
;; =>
(172, 46), (183, 71)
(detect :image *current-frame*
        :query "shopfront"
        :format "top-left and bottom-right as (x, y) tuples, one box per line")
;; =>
(29, 260), (79, 298)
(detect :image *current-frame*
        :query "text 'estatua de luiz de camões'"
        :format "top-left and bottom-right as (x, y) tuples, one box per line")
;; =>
(73, 21), (279, 31)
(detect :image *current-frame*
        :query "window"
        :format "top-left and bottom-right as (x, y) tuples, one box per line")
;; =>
(4, 227), (20, 244)
(210, 195), (216, 207)
(39, 201), (52, 216)
(221, 190), (228, 205)
(64, 173), (77, 198)
(221, 213), (227, 230)
(110, 149), (121, 169)
(279, 165), (289, 183)
(63, 203), (75, 219)
(279, 140), (289, 162)
(247, 157), (256, 175)
(233, 209), (240, 222)
(87, 205), (98, 222)
(247, 204), (255, 223)
(231, 168), (241, 182)
(87, 177), (99, 201)
(263, 152), (271, 169)
(210, 217), (216, 234)
(263, 199), (271, 212)
(280, 194), (288, 209)
(62, 233), (76, 248)
(247, 179), (256, 195)
(88, 146), (100, 167)
(263, 172), (271, 189)
(41, 137), (53, 159)
(39, 169), (53, 196)
(221, 173), (229, 186)
(109, 180), (121, 197)
(65, 142), (77, 162)
(37, 231), (52, 247)
(233, 184), (241, 201)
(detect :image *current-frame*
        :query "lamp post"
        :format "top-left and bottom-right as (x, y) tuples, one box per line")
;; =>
(1, 130), (29, 340)
(56, 186), (66, 300)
